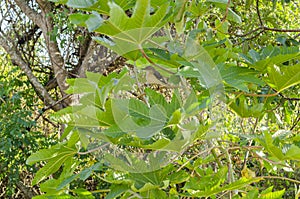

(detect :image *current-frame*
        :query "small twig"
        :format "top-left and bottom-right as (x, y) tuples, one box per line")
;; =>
(217, 141), (234, 199)
(211, 143), (223, 167)
(233, 92), (278, 98)
(176, 146), (214, 172)
(128, 190), (143, 199)
(42, 115), (58, 128)
(78, 143), (110, 155)
(227, 145), (263, 151)
(256, 0), (264, 27)
(234, 29), (265, 46)
(278, 92), (300, 101)
(226, 149), (233, 199)
(251, 118), (259, 134)
(250, 151), (292, 169)
(263, 26), (300, 33)
(34, 94), (72, 121)
(290, 114), (300, 131)
(234, 27), (264, 37)
(242, 118), (259, 173)
(234, 0), (300, 46)
(90, 189), (110, 194)
(261, 175), (300, 184)
(240, 119), (246, 134)
(221, 0), (231, 23)
(138, 44), (175, 75)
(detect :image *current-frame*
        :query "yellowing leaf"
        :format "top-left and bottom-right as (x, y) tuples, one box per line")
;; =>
(241, 166), (256, 179)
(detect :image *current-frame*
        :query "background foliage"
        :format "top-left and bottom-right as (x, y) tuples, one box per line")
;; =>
(0, 54), (56, 198)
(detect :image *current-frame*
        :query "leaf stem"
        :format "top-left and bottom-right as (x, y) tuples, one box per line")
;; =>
(78, 143), (110, 155)
(138, 44), (175, 75)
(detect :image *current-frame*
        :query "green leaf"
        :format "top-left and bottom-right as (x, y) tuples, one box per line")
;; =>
(92, 0), (170, 60)
(111, 99), (168, 138)
(66, 105), (112, 128)
(218, 64), (264, 91)
(129, 165), (173, 186)
(66, 0), (98, 8)
(183, 166), (228, 191)
(148, 189), (168, 198)
(72, 188), (95, 198)
(168, 170), (190, 184)
(31, 146), (77, 185)
(105, 184), (130, 199)
(141, 137), (170, 150)
(258, 132), (284, 160)
(284, 145), (300, 160)
(40, 178), (65, 194)
(104, 151), (172, 173)
(129, 98), (151, 125)
(185, 176), (262, 197)
(67, 130), (80, 147)
(26, 144), (63, 165)
(57, 162), (101, 191)
(260, 188), (285, 199)
(167, 109), (181, 125)
(49, 0), (68, 3)
(227, 8), (242, 24)
(33, 195), (74, 199)
(145, 88), (180, 117)
(57, 174), (79, 190)
(243, 189), (259, 199)
(265, 64), (300, 92)
(241, 46), (300, 72)
(183, 90), (200, 115)
(79, 162), (101, 180)
(229, 96), (264, 118)
(77, 129), (89, 149)
(132, 182), (159, 192)
(182, 38), (223, 91)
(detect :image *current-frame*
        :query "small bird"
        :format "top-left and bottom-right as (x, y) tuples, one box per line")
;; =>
(142, 66), (168, 86)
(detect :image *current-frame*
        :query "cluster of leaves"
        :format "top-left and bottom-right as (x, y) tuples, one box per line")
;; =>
(0, 62), (55, 197)
(27, 0), (300, 198)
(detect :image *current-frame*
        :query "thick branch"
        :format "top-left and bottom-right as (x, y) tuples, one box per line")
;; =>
(15, 0), (70, 104)
(77, 39), (96, 77)
(16, 181), (36, 199)
(36, 0), (69, 99)
(14, 0), (43, 27)
(0, 36), (62, 111)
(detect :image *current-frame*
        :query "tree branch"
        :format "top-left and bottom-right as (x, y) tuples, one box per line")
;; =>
(256, 0), (264, 27)
(0, 35), (62, 111)
(16, 181), (36, 199)
(77, 39), (95, 78)
(15, 0), (70, 105)
(14, 0), (43, 27)
(36, 1), (69, 99)
(221, 0), (231, 22)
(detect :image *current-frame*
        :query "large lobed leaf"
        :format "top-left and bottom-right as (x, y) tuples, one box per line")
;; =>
(266, 63), (300, 92)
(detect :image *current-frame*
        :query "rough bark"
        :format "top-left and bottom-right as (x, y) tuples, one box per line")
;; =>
(0, 36), (62, 111)
(16, 181), (36, 199)
(15, 0), (70, 105)
(77, 39), (96, 77)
